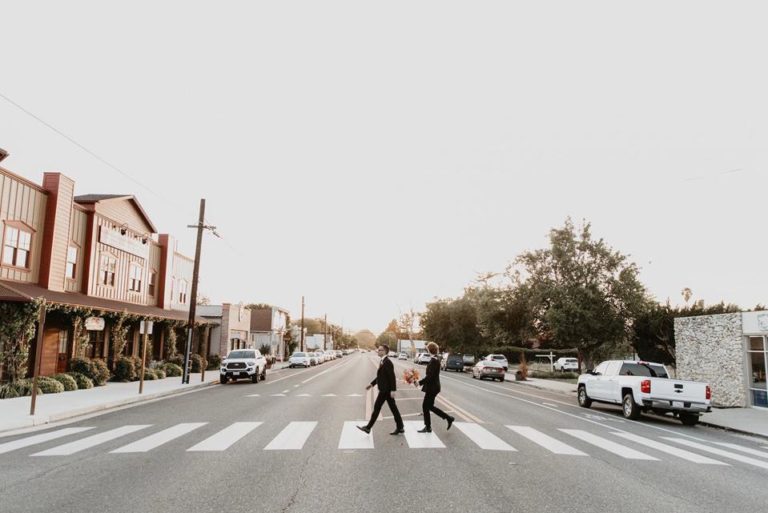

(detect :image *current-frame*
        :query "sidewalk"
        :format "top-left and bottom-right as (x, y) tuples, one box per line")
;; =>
(507, 373), (768, 439)
(0, 372), (219, 435)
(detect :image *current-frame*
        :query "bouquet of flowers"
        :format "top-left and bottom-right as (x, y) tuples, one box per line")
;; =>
(403, 368), (421, 385)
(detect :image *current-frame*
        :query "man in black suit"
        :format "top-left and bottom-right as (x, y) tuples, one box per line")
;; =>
(416, 342), (455, 433)
(358, 344), (405, 435)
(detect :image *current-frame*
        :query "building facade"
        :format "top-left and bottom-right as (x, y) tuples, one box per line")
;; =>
(249, 306), (289, 360)
(198, 303), (251, 356)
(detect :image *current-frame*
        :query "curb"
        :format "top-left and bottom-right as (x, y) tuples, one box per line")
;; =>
(696, 420), (768, 441)
(1, 379), (219, 435)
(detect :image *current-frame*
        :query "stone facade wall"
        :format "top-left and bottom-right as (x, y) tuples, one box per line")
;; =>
(675, 313), (746, 407)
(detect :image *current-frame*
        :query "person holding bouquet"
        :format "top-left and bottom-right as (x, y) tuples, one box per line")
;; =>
(357, 344), (405, 435)
(415, 342), (455, 433)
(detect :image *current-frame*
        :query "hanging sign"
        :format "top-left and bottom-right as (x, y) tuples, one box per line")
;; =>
(85, 317), (105, 331)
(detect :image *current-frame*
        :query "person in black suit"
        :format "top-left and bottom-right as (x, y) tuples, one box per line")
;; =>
(415, 342), (454, 433)
(358, 344), (405, 435)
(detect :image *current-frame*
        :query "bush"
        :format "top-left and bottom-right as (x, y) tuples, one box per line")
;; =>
(528, 370), (580, 380)
(163, 363), (183, 377)
(166, 355), (184, 367)
(207, 354), (221, 370)
(51, 373), (78, 392)
(113, 357), (137, 382)
(37, 377), (65, 394)
(190, 354), (207, 373)
(70, 357), (111, 386)
(154, 368), (166, 379)
(143, 368), (157, 380)
(68, 372), (94, 389)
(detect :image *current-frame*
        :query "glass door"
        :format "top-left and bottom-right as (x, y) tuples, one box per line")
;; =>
(748, 336), (768, 408)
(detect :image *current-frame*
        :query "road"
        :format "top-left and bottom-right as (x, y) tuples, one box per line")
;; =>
(1, 352), (767, 513)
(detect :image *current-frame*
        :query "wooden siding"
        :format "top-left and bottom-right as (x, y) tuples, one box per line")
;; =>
(95, 199), (153, 234)
(169, 253), (194, 311)
(65, 208), (89, 293)
(40, 328), (59, 376)
(0, 170), (47, 282)
(40, 174), (75, 292)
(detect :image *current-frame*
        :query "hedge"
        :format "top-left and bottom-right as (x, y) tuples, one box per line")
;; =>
(51, 373), (78, 392)
(68, 372), (94, 390)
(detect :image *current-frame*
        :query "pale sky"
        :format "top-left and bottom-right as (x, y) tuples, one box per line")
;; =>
(1, 1), (766, 334)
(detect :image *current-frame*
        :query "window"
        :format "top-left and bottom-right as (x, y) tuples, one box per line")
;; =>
(100, 254), (116, 286)
(748, 336), (767, 408)
(129, 264), (143, 292)
(2, 226), (32, 268)
(65, 246), (78, 279)
(178, 280), (188, 304)
(148, 271), (157, 296)
(58, 330), (69, 353)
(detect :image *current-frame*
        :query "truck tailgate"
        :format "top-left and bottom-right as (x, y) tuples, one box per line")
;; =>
(650, 379), (708, 403)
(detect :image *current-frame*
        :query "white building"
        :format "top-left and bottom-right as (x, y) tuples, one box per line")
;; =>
(198, 303), (251, 356)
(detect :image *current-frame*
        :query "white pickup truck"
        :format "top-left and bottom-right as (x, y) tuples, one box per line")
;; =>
(577, 360), (711, 425)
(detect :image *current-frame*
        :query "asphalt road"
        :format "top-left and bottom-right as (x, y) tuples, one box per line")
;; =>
(1, 352), (767, 513)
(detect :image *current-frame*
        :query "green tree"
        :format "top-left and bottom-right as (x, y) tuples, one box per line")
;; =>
(514, 218), (648, 367)
(421, 296), (483, 354)
(376, 331), (397, 349)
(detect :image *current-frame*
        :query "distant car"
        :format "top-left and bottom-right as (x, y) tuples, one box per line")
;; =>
(314, 351), (325, 364)
(288, 352), (311, 368)
(220, 349), (267, 384)
(443, 354), (465, 372)
(462, 354), (476, 370)
(485, 354), (508, 372)
(388, 351), (397, 357)
(398, 352), (408, 360)
(335, 350), (343, 358)
(417, 353), (432, 365)
(472, 360), (505, 382)
(554, 357), (579, 372)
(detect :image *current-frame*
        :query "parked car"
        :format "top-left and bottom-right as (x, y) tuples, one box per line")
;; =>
(443, 353), (465, 372)
(577, 360), (712, 425)
(417, 353), (432, 364)
(335, 350), (343, 358)
(289, 352), (311, 368)
(220, 349), (267, 384)
(314, 351), (325, 364)
(472, 360), (505, 381)
(484, 354), (508, 372)
(462, 354), (476, 370)
(398, 352), (408, 360)
(554, 357), (579, 372)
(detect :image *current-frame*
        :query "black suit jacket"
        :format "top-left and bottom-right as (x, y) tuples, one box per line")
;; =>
(370, 357), (397, 394)
(419, 357), (441, 395)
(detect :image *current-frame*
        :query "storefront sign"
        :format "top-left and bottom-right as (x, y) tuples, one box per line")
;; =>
(743, 311), (768, 334)
(85, 317), (105, 331)
(99, 226), (150, 259)
(140, 320), (154, 335)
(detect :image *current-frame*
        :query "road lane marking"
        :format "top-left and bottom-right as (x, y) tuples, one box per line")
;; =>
(264, 422), (317, 450)
(506, 426), (586, 456)
(301, 358), (356, 384)
(296, 394), (312, 397)
(246, 394), (260, 397)
(403, 421), (445, 449)
(612, 432), (727, 465)
(365, 388), (372, 420)
(542, 403), (559, 408)
(32, 425), (151, 456)
(271, 394), (286, 397)
(454, 423), (516, 451)
(187, 422), (262, 452)
(663, 438), (768, 470)
(338, 421), (375, 449)
(282, 389), (290, 393)
(347, 393), (362, 397)
(112, 423), (207, 453)
(437, 395), (483, 424)
(560, 429), (658, 460)
(714, 442), (768, 459)
(322, 393), (337, 397)
(0, 427), (95, 454)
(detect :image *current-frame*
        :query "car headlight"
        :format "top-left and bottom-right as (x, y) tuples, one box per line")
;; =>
(246, 360), (256, 366)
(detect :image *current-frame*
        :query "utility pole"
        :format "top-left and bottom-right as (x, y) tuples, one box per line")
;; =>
(29, 300), (46, 416)
(300, 296), (305, 352)
(182, 199), (217, 384)
(323, 314), (327, 351)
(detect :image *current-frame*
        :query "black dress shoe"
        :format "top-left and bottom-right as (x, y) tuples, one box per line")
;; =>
(389, 428), (404, 435)
(357, 425), (371, 434)
(446, 416), (455, 430)
(417, 426), (432, 433)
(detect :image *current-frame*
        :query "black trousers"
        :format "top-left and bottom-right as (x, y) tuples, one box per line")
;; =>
(367, 391), (403, 429)
(422, 392), (449, 429)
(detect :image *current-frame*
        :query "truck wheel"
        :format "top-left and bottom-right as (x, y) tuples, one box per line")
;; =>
(622, 392), (641, 420)
(577, 386), (592, 408)
(679, 413), (699, 426)
(252, 371), (260, 384)
(220, 374), (227, 384)
(261, 367), (267, 381)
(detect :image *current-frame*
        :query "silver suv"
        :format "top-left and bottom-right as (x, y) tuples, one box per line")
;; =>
(220, 349), (267, 384)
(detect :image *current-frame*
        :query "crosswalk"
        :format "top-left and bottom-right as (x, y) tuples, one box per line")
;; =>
(3, 421), (768, 472)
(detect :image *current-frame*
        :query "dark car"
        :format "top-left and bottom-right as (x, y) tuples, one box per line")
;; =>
(443, 353), (465, 372)
(462, 354), (476, 370)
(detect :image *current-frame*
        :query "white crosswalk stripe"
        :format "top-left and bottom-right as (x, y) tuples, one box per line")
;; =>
(454, 422), (516, 451)
(32, 425), (151, 456)
(663, 438), (768, 470)
(714, 442), (768, 459)
(506, 426), (586, 456)
(403, 421), (445, 448)
(187, 422), (263, 452)
(611, 432), (727, 465)
(264, 422), (317, 450)
(0, 427), (95, 455)
(112, 423), (206, 453)
(559, 429), (658, 460)
(338, 422), (375, 449)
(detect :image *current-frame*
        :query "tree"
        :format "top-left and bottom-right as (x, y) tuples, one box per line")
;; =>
(376, 331), (397, 349)
(420, 296), (483, 354)
(514, 219), (648, 367)
(353, 330), (376, 349)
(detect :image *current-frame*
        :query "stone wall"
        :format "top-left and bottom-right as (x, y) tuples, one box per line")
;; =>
(675, 313), (746, 407)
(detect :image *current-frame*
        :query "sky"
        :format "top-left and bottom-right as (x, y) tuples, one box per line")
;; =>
(1, 1), (767, 334)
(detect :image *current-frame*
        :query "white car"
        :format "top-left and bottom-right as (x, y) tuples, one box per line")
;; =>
(220, 349), (267, 384)
(398, 352), (408, 360)
(554, 357), (579, 372)
(417, 353), (432, 364)
(288, 352), (311, 368)
(484, 354), (508, 372)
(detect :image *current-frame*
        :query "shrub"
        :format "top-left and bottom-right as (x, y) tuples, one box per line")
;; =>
(51, 373), (78, 392)
(2, 379), (43, 397)
(68, 372), (94, 390)
(190, 354), (207, 373)
(207, 354), (221, 370)
(70, 357), (110, 386)
(528, 370), (580, 380)
(166, 355), (184, 367)
(143, 368), (157, 380)
(113, 357), (137, 382)
(154, 368), (166, 379)
(163, 363), (183, 377)
(37, 377), (65, 394)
